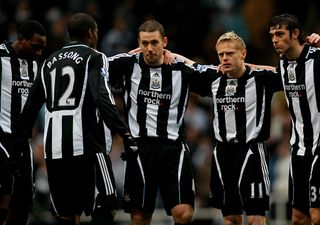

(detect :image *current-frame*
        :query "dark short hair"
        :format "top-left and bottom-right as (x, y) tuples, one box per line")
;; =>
(17, 20), (46, 40)
(67, 13), (97, 40)
(138, 19), (165, 38)
(269, 13), (305, 44)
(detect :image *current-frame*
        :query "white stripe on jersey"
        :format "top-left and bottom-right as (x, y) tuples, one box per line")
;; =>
(305, 60), (320, 154)
(225, 110), (237, 142)
(0, 57), (12, 133)
(245, 78), (257, 140)
(169, 70), (183, 140)
(102, 54), (115, 105)
(51, 111), (63, 158)
(212, 77), (223, 141)
(290, 94), (305, 156)
(146, 102), (158, 137)
(127, 64), (141, 137)
(103, 124), (112, 153)
(72, 112), (84, 156)
(245, 78), (266, 140)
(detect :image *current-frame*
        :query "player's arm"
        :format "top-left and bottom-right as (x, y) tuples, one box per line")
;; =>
(171, 52), (225, 74)
(107, 52), (134, 88)
(244, 63), (276, 72)
(89, 53), (138, 154)
(172, 52), (196, 65)
(171, 51), (276, 73)
(89, 53), (129, 136)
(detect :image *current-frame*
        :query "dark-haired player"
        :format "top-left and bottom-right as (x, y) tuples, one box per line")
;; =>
(0, 20), (46, 225)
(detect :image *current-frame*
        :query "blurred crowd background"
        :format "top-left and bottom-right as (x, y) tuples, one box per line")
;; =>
(1, 0), (320, 224)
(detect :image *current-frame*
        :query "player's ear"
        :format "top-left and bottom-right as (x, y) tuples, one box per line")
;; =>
(87, 28), (94, 39)
(163, 37), (168, 48)
(292, 28), (300, 40)
(242, 49), (247, 60)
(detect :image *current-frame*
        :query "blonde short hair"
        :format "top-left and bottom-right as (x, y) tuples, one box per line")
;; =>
(215, 31), (246, 50)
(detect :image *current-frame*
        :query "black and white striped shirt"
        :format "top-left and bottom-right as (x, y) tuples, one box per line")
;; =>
(194, 65), (282, 143)
(0, 41), (37, 157)
(19, 43), (129, 159)
(108, 53), (211, 141)
(0, 41), (37, 134)
(278, 45), (320, 156)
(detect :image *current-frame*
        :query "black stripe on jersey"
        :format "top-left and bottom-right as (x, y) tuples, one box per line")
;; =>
(156, 66), (171, 137)
(235, 78), (246, 142)
(255, 76), (263, 127)
(136, 66), (149, 137)
(62, 115), (74, 158)
(46, 118), (53, 159)
(10, 57), (22, 129)
(217, 79), (227, 142)
(124, 70), (133, 126)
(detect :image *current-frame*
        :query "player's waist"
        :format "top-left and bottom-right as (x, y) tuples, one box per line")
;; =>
(135, 136), (183, 145)
(214, 139), (262, 147)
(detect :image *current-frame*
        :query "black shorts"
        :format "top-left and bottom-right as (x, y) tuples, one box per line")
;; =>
(289, 154), (320, 214)
(0, 146), (13, 196)
(209, 141), (270, 216)
(46, 154), (96, 217)
(122, 138), (195, 215)
(310, 155), (320, 208)
(10, 141), (34, 210)
(95, 152), (117, 211)
(0, 137), (33, 205)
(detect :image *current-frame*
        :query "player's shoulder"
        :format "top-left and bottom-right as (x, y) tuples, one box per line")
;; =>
(305, 46), (320, 59)
(249, 67), (276, 76)
(0, 43), (10, 57)
(193, 63), (218, 72)
(108, 52), (137, 61)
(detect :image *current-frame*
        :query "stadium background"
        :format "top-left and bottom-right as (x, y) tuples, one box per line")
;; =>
(1, 0), (320, 224)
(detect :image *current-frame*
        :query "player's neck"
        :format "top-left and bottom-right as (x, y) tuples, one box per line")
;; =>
(286, 43), (305, 61)
(226, 64), (246, 79)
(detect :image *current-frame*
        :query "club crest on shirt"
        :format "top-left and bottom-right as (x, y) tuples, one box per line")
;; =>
(150, 72), (161, 91)
(225, 79), (237, 96)
(20, 59), (29, 80)
(287, 62), (297, 83)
